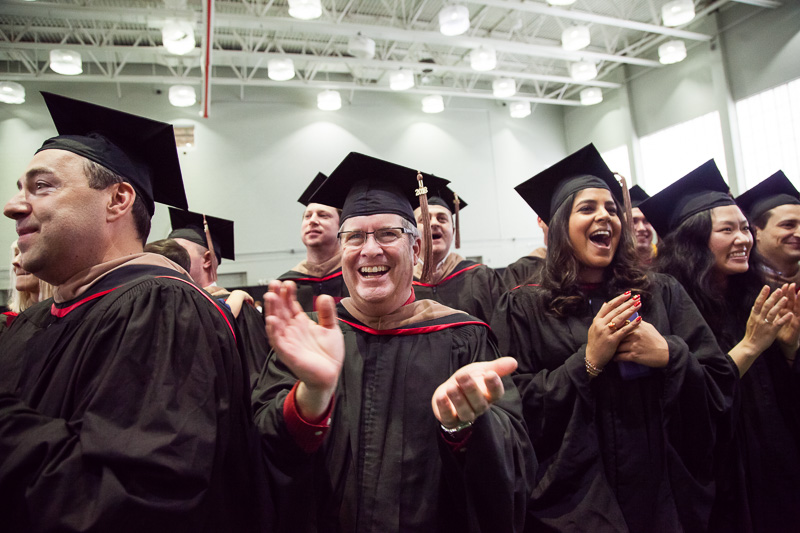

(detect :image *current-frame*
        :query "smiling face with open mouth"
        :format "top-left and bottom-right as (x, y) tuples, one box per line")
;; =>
(341, 213), (420, 316)
(414, 204), (453, 267)
(708, 204), (752, 277)
(567, 187), (622, 283)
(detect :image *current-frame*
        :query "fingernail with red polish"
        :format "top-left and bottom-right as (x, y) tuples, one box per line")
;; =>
(635, 316), (642, 322)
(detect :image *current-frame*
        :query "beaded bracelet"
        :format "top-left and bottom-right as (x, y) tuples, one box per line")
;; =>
(585, 357), (603, 378)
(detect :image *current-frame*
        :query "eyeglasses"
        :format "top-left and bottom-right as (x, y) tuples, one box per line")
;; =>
(337, 227), (414, 248)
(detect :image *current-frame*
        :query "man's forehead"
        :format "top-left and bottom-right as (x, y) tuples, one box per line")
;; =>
(414, 204), (452, 217)
(768, 203), (800, 222)
(305, 203), (339, 215)
(342, 212), (404, 229)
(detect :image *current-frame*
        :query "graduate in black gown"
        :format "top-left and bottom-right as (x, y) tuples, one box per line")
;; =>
(492, 144), (739, 532)
(0, 92), (270, 532)
(641, 162), (800, 533)
(277, 172), (349, 311)
(411, 185), (507, 323)
(168, 208), (270, 384)
(253, 152), (534, 532)
(501, 215), (548, 288)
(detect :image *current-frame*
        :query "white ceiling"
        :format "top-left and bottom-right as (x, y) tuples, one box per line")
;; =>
(0, 0), (781, 111)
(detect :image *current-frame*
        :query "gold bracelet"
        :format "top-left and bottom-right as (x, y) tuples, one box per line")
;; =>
(585, 357), (603, 378)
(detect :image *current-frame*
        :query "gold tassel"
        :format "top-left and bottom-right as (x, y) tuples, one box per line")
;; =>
(453, 193), (461, 249)
(614, 172), (634, 233)
(415, 171), (434, 284)
(203, 214), (219, 283)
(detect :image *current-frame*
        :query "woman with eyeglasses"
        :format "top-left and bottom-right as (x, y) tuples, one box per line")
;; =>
(640, 163), (800, 533)
(491, 145), (739, 532)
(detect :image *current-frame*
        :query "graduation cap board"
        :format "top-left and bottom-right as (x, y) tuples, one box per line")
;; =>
(168, 208), (235, 264)
(514, 143), (623, 225)
(298, 172), (329, 206)
(35, 92), (188, 216)
(307, 151), (450, 282)
(629, 185), (650, 208)
(735, 170), (800, 222)
(638, 160), (734, 237)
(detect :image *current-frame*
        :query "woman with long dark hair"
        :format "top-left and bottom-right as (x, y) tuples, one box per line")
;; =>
(492, 145), (739, 533)
(642, 163), (800, 533)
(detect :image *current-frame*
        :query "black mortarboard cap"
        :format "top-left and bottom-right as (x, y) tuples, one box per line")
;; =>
(629, 185), (650, 208)
(167, 208), (235, 263)
(35, 92), (188, 216)
(735, 170), (800, 222)
(638, 160), (734, 236)
(298, 172), (329, 206)
(417, 184), (468, 213)
(307, 152), (450, 225)
(514, 143), (623, 225)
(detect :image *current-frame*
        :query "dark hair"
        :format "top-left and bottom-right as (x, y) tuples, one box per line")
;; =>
(655, 209), (765, 350)
(144, 238), (192, 272)
(540, 190), (651, 317)
(752, 209), (771, 231)
(83, 160), (151, 243)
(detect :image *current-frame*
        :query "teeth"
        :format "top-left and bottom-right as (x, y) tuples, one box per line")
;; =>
(360, 266), (388, 273)
(591, 230), (610, 237)
(730, 251), (747, 257)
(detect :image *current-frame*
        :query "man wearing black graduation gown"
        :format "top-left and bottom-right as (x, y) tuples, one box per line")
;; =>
(411, 186), (507, 324)
(253, 152), (534, 533)
(0, 93), (269, 532)
(168, 208), (270, 384)
(277, 172), (348, 312)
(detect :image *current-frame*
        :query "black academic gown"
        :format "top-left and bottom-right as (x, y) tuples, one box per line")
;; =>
(0, 264), (271, 533)
(253, 301), (534, 533)
(277, 268), (349, 312)
(213, 290), (270, 387)
(708, 319), (800, 533)
(501, 255), (545, 289)
(413, 259), (506, 324)
(492, 273), (738, 533)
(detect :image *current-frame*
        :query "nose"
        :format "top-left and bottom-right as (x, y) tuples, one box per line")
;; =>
(359, 232), (384, 255)
(4, 190), (29, 220)
(734, 228), (752, 245)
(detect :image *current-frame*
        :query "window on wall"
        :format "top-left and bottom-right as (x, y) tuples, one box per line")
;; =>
(601, 145), (632, 184)
(736, 78), (800, 189)
(639, 112), (728, 194)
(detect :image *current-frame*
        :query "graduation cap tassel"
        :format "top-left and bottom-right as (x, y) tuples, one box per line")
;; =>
(416, 171), (434, 284)
(615, 172), (634, 234)
(453, 193), (461, 249)
(203, 214), (219, 284)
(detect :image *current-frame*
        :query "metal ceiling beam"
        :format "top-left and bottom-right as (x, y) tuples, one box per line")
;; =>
(472, 0), (714, 41)
(729, 0), (781, 7)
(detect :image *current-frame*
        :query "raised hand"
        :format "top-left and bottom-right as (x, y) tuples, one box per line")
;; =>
(615, 320), (670, 368)
(431, 357), (517, 430)
(265, 280), (344, 421)
(775, 283), (800, 360)
(585, 291), (642, 371)
(729, 285), (792, 375)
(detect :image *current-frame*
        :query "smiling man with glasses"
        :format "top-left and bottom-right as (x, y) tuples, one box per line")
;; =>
(253, 152), (534, 533)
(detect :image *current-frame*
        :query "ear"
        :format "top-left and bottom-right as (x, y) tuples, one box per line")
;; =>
(202, 249), (214, 270)
(411, 236), (421, 265)
(106, 182), (136, 222)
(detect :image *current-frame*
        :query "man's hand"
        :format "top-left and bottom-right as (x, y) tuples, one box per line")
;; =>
(431, 357), (517, 429)
(264, 280), (344, 421)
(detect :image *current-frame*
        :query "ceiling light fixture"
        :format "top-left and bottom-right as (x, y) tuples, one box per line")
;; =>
(288, 0), (322, 20)
(580, 87), (603, 105)
(347, 34), (376, 60)
(317, 90), (342, 111)
(422, 94), (444, 113)
(569, 60), (597, 81)
(438, 5), (470, 37)
(169, 85), (197, 107)
(162, 20), (196, 55)
(509, 101), (531, 118)
(658, 40), (687, 64)
(492, 78), (516, 98)
(561, 25), (590, 51)
(470, 47), (497, 72)
(390, 69), (415, 91)
(49, 50), (82, 75)
(0, 81), (25, 104)
(546, 0), (576, 5)
(662, 0), (695, 27)
(268, 58), (295, 81)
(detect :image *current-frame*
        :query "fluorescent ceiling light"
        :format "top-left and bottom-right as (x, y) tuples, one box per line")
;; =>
(470, 47), (497, 72)
(509, 101), (531, 118)
(492, 78), (516, 98)
(169, 85), (196, 107)
(547, 0), (576, 5)
(0, 81), (25, 104)
(658, 40), (687, 64)
(49, 50), (82, 75)
(422, 94), (444, 113)
(662, 0), (695, 27)
(570, 61), (597, 81)
(390, 69), (415, 91)
(347, 34), (376, 60)
(268, 58), (295, 81)
(580, 87), (603, 105)
(162, 20), (196, 55)
(288, 0), (322, 20)
(561, 25), (590, 51)
(317, 90), (342, 111)
(439, 5), (470, 37)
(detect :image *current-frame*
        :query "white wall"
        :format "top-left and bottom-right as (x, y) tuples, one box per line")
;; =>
(0, 82), (566, 294)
